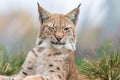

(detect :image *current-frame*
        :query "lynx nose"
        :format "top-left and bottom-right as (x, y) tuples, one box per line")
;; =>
(55, 32), (64, 41)
(56, 37), (62, 41)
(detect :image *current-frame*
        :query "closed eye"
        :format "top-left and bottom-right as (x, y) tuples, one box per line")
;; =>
(64, 27), (71, 31)
(49, 27), (55, 31)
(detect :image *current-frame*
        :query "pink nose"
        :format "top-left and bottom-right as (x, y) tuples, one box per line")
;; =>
(55, 32), (64, 41)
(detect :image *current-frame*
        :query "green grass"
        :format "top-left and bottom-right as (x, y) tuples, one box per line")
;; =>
(76, 41), (120, 80)
(0, 45), (25, 76)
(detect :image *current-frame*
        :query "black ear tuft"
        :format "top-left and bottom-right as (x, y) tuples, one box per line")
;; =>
(78, 3), (82, 8)
(37, 2), (40, 7)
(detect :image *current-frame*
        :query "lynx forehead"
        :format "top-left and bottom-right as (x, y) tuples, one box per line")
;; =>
(45, 14), (74, 27)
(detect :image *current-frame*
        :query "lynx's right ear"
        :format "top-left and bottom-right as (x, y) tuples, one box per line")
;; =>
(37, 3), (50, 24)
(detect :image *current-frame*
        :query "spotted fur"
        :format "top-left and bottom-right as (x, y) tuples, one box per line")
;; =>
(0, 3), (84, 80)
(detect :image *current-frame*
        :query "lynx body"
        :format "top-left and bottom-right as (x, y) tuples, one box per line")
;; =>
(0, 3), (83, 80)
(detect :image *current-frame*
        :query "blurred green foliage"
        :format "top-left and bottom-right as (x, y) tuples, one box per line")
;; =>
(76, 41), (120, 80)
(0, 45), (25, 76)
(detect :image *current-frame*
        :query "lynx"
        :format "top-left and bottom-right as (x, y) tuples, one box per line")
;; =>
(0, 3), (85, 80)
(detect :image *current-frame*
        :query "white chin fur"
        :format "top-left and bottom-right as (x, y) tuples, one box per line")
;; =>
(37, 39), (76, 51)
(52, 44), (63, 49)
(52, 42), (76, 51)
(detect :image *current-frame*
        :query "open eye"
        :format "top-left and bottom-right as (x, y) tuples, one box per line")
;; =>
(49, 27), (55, 31)
(64, 27), (71, 31)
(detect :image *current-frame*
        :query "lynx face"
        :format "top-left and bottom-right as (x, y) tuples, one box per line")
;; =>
(36, 4), (80, 50)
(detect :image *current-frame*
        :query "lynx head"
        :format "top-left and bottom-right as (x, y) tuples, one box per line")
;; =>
(36, 3), (81, 51)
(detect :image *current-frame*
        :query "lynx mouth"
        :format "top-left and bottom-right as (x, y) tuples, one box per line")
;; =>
(51, 41), (66, 45)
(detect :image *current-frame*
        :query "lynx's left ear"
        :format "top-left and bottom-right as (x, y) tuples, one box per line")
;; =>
(37, 3), (50, 24)
(66, 4), (81, 25)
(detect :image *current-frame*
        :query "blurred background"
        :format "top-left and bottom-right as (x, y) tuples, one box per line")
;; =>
(0, 0), (120, 58)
